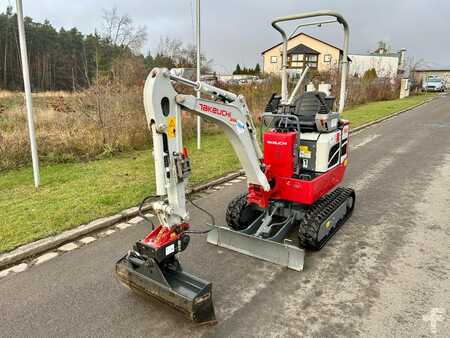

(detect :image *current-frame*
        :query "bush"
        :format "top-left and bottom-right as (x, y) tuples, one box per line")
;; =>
(362, 68), (378, 82)
(309, 68), (400, 107)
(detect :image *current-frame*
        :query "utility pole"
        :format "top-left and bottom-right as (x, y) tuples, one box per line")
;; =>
(196, 0), (201, 149)
(16, 0), (40, 188)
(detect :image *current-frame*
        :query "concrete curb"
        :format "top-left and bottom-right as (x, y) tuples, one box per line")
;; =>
(0, 95), (438, 270)
(350, 96), (437, 134)
(0, 171), (244, 270)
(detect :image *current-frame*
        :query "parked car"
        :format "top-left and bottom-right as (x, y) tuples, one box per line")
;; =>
(422, 76), (446, 92)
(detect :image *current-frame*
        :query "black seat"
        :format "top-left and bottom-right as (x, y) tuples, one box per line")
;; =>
(264, 91), (335, 132)
(292, 92), (330, 130)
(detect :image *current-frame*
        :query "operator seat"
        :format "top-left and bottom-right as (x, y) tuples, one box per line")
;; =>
(292, 91), (336, 132)
(264, 91), (338, 133)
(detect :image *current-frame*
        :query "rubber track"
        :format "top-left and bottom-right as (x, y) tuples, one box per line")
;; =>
(225, 193), (249, 230)
(298, 187), (355, 250)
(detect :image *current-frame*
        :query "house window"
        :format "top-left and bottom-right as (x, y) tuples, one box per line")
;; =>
(288, 53), (318, 69)
(270, 56), (278, 63)
(305, 54), (318, 68)
(289, 54), (304, 68)
(324, 54), (332, 63)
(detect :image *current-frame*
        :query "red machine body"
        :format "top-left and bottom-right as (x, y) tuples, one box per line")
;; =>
(248, 128), (348, 209)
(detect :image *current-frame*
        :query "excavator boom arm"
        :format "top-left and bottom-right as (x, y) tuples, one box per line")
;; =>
(143, 68), (269, 227)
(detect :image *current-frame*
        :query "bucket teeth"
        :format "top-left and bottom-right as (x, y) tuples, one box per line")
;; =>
(115, 255), (216, 324)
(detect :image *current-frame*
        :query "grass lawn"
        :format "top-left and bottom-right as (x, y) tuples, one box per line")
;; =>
(0, 134), (240, 253)
(0, 93), (437, 253)
(342, 93), (437, 127)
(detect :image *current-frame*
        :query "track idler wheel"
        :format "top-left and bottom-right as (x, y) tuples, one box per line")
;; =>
(225, 193), (263, 230)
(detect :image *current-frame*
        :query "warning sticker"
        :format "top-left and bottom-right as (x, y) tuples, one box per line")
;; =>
(167, 116), (176, 139)
(300, 145), (312, 159)
(236, 120), (246, 134)
(166, 244), (175, 255)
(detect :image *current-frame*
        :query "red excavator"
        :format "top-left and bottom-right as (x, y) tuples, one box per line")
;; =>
(116, 10), (354, 324)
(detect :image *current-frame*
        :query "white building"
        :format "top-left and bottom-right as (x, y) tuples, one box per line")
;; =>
(349, 48), (406, 78)
(217, 74), (258, 84)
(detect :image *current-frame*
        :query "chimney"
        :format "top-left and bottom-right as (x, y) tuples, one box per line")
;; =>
(399, 48), (407, 70)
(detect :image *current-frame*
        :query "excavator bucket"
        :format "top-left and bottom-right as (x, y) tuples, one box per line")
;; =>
(115, 253), (216, 324)
(207, 225), (305, 271)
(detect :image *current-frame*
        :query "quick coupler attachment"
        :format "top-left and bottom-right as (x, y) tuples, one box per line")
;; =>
(115, 227), (216, 324)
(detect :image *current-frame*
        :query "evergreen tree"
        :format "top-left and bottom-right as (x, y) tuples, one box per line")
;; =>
(0, 7), (145, 91)
(0, 8), (212, 91)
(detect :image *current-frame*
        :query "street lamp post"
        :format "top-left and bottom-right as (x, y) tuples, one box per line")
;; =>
(16, 0), (40, 188)
(196, 0), (201, 150)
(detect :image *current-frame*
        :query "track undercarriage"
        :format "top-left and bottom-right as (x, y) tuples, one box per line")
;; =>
(223, 186), (355, 251)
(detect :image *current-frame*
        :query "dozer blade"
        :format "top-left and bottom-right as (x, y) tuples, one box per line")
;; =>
(115, 255), (216, 325)
(207, 225), (304, 271)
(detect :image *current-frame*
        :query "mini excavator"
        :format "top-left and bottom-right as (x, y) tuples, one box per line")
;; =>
(116, 10), (355, 324)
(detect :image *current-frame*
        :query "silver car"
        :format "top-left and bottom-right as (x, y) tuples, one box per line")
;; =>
(423, 77), (445, 92)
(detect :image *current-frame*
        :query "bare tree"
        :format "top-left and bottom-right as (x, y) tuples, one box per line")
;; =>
(154, 37), (212, 72)
(102, 7), (147, 52)
(407, 57), (427, 72)
(157, 37), (183, 61)
(407, 57), (430, 90)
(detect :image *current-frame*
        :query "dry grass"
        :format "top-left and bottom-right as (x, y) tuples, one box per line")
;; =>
(0, 82), (150, 170)
(34, 91), (78, 98)
(0, 71), (403, 171)
(0, 90), (76, 98)
(0, 82), (218, 171)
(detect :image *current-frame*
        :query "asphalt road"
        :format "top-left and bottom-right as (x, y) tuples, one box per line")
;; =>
(1, 94), (450, 337)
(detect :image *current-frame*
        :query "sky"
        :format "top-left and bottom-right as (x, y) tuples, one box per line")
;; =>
(2, 0), (449, 73)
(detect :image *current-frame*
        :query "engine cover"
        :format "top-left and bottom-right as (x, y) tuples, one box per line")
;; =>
(252, 122), (350, 207)
(299, 124), (349, 173)
(263, 131), (297, 177)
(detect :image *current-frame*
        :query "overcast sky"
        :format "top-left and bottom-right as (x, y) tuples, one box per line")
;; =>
(2, 0), (449, 72)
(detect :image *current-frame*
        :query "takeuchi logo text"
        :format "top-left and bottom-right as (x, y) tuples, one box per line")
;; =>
(267, 140), (288, 146)
(199, 103), (237, 124)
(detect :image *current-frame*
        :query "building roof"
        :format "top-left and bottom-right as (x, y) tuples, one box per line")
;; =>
(287, 44), (319, 55)
(350, 52), (400, 58)
(261, 32), (342, 55)
(415, 67), (450, 72)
